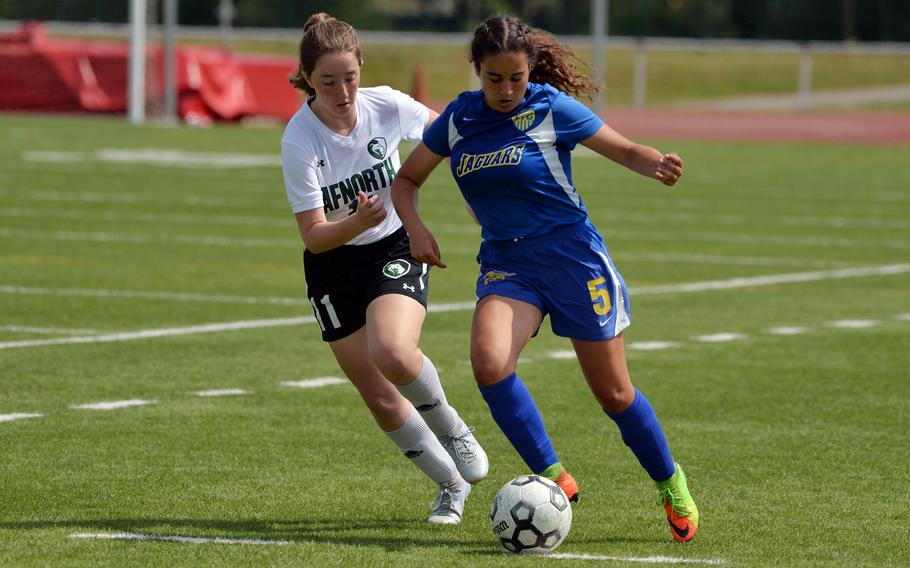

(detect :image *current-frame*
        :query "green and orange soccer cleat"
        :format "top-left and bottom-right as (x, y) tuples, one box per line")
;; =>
(656, 462), (699, 542)
(554, 470), (580, 503)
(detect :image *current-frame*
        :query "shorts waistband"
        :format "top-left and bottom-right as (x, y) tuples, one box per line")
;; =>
(484, 220), (590, 252)
(305, 226), (406, 261)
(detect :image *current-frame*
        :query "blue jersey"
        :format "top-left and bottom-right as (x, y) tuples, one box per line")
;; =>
(423, 82), (603, 241)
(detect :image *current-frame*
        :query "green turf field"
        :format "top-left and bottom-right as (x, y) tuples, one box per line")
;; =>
(1, 114), (908, 566)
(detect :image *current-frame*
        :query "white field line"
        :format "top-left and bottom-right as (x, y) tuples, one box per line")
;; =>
(7, 202), (907, 233)
(8, 259), (900, 308)
(593, 210), (910, 230)
(767, 326), (811, 335)
(0, 325), (101, 335)
(0, 413), (44, 423)
(0, 207), (858, 269)
(281, 377), (347, 389)
(69, 532), (289, 545)
(550, 314), (901, 360)
(627, 341), (682, 350)
(548, 552), (725, 564)
(0, 206), (290, 228)
(1, 264), (907, 351)
(616, 228), (908, 250)
(0, 285), (310, 306)
(71, 400), (156, 410)
(830, 319), (879, 329)
(586, 186), (910, 207)
(550, 341), (682, 358)
(692, 333), (748, 343)
(2, 222), (907, 251)
(25, 148), (281, 169)
(0, 227), (295, 249)
(548, 350), (578, 359)
(11, 189), (261, 208)
(632, 264), (910, 295)
(427, 301), (477, 313)
(619, 252), (851, 268)
(0, 317), (314, 350)
(191, 389), (250, 397)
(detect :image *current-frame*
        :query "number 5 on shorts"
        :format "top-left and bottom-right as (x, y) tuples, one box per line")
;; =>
(587, 277), (611, 316)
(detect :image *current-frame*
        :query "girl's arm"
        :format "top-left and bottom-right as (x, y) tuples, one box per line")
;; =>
(295, 191), (386, 253)
(391, 142), (447, 267)
(580, 124), (683, 186)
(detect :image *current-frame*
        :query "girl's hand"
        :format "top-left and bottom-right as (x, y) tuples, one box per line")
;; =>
(656, 153), (683, 187)
(354, 191), (386, 229)
(408, 224), (446, 268)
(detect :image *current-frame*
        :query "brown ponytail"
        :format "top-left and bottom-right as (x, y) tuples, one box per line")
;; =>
(289, 12), (362, 95)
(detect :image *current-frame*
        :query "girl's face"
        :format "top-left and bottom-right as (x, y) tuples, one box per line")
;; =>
(306, 51), (361, 123)
(478, 51), (530, 113)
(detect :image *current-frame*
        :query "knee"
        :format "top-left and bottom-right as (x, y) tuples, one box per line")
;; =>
(471, 345), (512, 386)
(597, 385), (636, 414)
(360, 389), (403, 421)
(370, 343), (419, 384)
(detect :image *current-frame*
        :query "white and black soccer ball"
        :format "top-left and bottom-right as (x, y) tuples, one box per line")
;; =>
(489, 475), (572, 554)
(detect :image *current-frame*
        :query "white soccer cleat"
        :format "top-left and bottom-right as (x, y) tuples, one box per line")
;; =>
(441, 425), (489, 484)
(428, 479), (472, 525)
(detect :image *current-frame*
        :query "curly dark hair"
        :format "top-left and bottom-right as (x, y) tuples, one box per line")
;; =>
(470, 15), (599, 101)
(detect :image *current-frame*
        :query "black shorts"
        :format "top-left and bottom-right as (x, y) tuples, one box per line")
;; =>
(304, 227), (430, 342)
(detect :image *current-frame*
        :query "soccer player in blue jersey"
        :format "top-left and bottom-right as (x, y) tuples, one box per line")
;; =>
(391, 15), (699, 542)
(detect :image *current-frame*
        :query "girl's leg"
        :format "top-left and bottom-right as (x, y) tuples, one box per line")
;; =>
(330, 327), (470, 523)
(472, 296), (577, 497)
(572, 334), (673, 481)
(572, 334), (698, 541)
(366, 294), (488, 483)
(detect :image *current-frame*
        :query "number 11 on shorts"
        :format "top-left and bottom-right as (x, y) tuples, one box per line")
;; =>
(310, 294), (341, 331)
(587, 277), (611, 316)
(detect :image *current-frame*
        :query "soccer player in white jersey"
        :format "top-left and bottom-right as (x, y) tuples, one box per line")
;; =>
(280, 12), (488, 525)
(392, 15), (699, 542)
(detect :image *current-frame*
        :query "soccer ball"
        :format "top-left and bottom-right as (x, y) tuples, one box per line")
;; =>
(489, 475), (572, 554)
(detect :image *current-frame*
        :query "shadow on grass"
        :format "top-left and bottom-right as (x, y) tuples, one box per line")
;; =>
(0, 516), (501, 553)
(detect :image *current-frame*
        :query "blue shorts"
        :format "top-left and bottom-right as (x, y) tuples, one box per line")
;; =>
(475, 219), (631, 341)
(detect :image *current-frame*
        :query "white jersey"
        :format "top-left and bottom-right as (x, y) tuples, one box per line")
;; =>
(281, 86), (430, 246)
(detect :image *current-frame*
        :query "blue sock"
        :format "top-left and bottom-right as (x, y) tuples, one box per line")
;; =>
(606, 388), (675, 482)
(479, 372), (558, 474)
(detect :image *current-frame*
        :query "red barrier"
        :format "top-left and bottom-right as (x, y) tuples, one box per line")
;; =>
(0, 21), (303, 123)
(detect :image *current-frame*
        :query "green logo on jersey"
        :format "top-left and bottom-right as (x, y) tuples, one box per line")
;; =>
(368, 137), (387, 159)
(382, 259), (410, 279)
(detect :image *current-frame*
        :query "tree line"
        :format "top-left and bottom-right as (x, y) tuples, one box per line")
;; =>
(2, 0), (907, 42)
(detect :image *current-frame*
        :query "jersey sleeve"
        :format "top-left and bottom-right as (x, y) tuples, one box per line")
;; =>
(422, 103), (454, 157)
(281, 140), (323, 214)
(389, 88), (431, 142)
(550, 90), (604, 149)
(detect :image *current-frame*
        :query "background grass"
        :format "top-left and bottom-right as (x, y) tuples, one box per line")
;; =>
(0, 113), (908, 566)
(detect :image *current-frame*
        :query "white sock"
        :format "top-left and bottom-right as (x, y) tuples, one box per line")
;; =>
(396, 355), (463, 438)
(384, 406), (461, 487)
